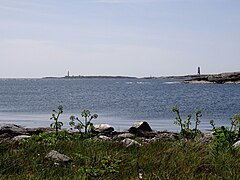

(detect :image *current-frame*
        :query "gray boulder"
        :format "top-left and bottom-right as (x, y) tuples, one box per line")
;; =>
(130, 121), (152, 131)
(233, 141), (240, 148)
(45, 150), (72, 163)
(0, 124), (28, 138)
(98, 135), (111, 141)
(0, 133), (12, 139)
(26, 127), (55, 135)
(12, 135), (31, 141)
(155, 132), (179, 141)
(121, 138), (141, 147)
(92, 124), (114, 134)
(116, 133), (135, 140)
(128, 121), (152, 136)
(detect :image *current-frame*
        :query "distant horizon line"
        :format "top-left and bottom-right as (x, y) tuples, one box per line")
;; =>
(1, 71), (239, 79)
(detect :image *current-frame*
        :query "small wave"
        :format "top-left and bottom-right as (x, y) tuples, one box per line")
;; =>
(137, 82), (150, 84)
(163, 81), (181, 84)
(126, 82), (133, 84)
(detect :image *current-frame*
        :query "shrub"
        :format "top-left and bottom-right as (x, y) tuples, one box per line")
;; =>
(210, 114), (240, 151)
(77, 155), (122, 177)
(50, 105), (64, 135)
(29, 131), (73, 146)
(172, 106), (202, 139)
(69, 109), (98, 133)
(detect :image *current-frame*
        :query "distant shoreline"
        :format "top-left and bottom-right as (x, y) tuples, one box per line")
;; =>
(1, 71), (239, 83)
(42, 74), (200, 80)
(43, 75), (138, 79)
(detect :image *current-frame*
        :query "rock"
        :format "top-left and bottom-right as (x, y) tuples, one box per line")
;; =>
(155, 132), (179, 141)
(142, 132), (178, 143)
(131, 121), (152, 131)
(144, 137), (158, 143)
(92, 124), (114, 134)
(0, 124), (29, 138)
(233, 141), (240, 148)
(12, 135), (31, 141)
(117, 133), (135, 140)
(129, 129), (157, 138)
(121, 138), (141, 147)
(26, 127), (55, 135)
(0, 133), (12, 139)
(128, 121), (153, 137)
(45, 150), (72, 163)
(98, 135), (111, 141)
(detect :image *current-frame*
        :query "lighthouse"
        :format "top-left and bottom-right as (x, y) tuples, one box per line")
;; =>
(197, 67), (201, 76)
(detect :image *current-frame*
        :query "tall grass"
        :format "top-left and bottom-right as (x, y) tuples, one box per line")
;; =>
(0, 134), (240, 179)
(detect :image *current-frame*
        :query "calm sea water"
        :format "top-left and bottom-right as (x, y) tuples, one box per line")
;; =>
(0, 78), (239, 132)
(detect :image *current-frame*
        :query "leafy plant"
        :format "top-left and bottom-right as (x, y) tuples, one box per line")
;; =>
(50, 105), (64, 135)
(32, 131), (72, 143)
(28, 131), (92, 148)
(210, 114), (240, 151)
(77, 155), (122, 177)
(172, 106), (202, 139)
(69, 109), (98, 133)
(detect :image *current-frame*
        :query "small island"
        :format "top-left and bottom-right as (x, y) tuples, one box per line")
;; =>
(183, 72), (240, 84)
(43, 71), (137, 79)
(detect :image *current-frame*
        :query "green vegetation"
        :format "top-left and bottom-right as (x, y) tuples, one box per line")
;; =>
(69, 109), (98, 133)
(50, 105), (64, 135)
(210, 114), (240, 152)
(1, 132), (240, 179)
(0, 106), (240, 179)
(172, 106), (202, 139)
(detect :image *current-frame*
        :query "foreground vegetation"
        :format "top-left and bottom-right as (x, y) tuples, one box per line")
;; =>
(0, 106), (240, 179)
(0, 131), (240, 179)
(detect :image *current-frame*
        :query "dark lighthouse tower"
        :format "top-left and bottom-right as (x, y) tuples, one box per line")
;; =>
(197, 67), (201, 76)
(66, 71), (70, 77)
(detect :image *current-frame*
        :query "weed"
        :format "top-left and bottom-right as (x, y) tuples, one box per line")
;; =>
(210, 114), (240, 151)
(77, 155), (122, 178)
(172, 106), (202, 139)
(50, 105), (63, 135)
(69, 109), (98, 133)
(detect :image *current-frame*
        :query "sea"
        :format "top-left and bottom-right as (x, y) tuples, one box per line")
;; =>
(0, 78), (239, 132)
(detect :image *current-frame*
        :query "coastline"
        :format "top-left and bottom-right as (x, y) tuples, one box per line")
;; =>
(184, 80), (240, 84)
(183, 72), (240, 84)
(41, 71), (240, 84)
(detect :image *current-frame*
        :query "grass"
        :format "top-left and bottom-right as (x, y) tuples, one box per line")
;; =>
(1, 133), (240, 179)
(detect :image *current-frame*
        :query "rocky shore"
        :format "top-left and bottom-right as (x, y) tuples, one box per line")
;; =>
(183, 72), (240, 84)
(0, 122), (212, 146)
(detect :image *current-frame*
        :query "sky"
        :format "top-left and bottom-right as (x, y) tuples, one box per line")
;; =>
(0, 0), (240, 78)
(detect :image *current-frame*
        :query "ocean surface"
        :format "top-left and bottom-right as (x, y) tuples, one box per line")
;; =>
(0, 78), (239, 132)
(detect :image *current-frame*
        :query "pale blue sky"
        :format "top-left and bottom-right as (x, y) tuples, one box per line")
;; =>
(0, 0), (240, 78)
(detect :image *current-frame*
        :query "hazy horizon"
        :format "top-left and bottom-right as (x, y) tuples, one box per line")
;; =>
(1, 0), (240, 78)
(1, 70), (240, 79)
